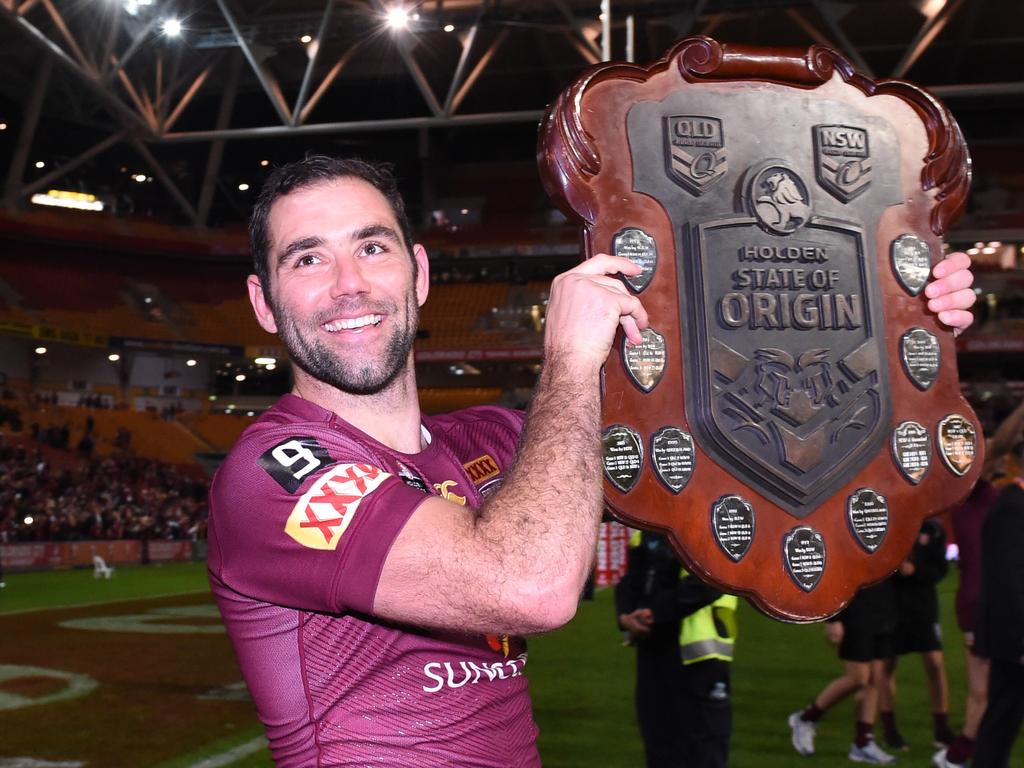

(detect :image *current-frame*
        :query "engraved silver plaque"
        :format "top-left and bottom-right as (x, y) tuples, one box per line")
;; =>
(602, 424), (644, 493)
(613, 227), (658, 292)
(847, 488), (889, 553)
(892, 421), (932, 485)
(891, 234), (931, 296)
(623, 327), (666, 392)
(711, 495), (754, 562)
(900, 327), (940, 390)
(937, 414), (977, 476)
(651, 426), (696, 493)
(783, 526), (826, 592)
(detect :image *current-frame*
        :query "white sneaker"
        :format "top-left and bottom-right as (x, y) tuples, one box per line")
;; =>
(789, 712), (816, 756)
(849, 739), (896, 765)
(933, 747), (966, 768)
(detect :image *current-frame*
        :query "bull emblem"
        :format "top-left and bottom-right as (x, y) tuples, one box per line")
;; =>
(752, 348), (835, 425)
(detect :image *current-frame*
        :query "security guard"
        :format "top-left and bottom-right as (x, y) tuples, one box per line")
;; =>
(616, 530), (736, 768)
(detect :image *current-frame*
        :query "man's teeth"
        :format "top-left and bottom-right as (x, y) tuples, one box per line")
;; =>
(323, 314), (382, 332)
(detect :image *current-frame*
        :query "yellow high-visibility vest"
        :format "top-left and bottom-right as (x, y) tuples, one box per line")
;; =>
(679, 570), (737, 665)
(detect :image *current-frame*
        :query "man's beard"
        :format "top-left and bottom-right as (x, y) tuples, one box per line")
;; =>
(271, 293), (419, 396)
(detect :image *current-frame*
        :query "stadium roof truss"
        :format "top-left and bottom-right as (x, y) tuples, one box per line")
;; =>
(1, 0), (1022, 227)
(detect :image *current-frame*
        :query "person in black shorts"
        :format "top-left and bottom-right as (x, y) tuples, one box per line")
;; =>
(789, 582), (898, 765)
(878, 518), (955, 752)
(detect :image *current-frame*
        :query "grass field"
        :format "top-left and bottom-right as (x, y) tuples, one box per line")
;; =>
(0, 562), (1020, 767)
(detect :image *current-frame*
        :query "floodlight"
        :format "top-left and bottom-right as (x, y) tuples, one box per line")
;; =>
(162, 18), (182, 37)
(386, 7), (410, 30)
(238, 183), (250, 191)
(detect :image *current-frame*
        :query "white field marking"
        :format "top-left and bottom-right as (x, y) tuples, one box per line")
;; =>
(60, 605), (225, 635)
(0, 589), (210, 617)
(185, 737), (268, 768)
(0, 759), (86, 767)
(0, 664), (98, 711)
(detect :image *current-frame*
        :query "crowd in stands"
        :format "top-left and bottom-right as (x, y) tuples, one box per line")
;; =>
(0, 435), (208, 544)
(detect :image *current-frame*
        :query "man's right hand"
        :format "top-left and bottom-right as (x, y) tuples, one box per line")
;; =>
(543, 254), (649, 373)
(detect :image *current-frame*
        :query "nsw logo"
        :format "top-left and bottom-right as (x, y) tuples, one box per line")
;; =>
(284, 464), (391, 550)
(813, 124), (872, 202)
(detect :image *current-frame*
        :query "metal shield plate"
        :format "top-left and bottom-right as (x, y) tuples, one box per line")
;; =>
(602, 425), (644, 493)
(622, 327), (666, 392)
(890, 234), (932, 296)
(900, 327), (941, 390)
(650, 426), (696, 493)
(711, 494), (755, 562)
(613, 227), (658, 292)
(783, 526), (826, 592)
(847, 488), (889, 553)
(937, 414), (977, 476)
(892, 421), (932, 484)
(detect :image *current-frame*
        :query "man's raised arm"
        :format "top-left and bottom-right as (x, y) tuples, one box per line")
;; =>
(373, 255), (648, 636)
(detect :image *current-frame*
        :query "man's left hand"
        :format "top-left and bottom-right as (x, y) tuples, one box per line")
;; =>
(924, 251), (976, 334)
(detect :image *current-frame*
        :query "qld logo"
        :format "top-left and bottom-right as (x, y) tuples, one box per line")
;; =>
(665, 115), (727, 196)
(814, 124), (872, 202)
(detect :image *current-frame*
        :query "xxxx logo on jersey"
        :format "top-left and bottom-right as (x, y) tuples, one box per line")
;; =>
(285, 464), (391, 550)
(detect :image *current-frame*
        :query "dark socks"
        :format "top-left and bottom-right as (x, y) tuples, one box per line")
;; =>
(801, 703), (824, 723)
(946, 735), (974, 763)
(855, 720), (875, 748)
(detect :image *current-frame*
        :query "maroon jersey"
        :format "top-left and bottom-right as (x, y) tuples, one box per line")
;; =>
(208, 394), (539, 767)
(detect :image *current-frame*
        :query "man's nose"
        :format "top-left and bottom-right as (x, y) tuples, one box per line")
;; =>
(329, 256), (370, 297)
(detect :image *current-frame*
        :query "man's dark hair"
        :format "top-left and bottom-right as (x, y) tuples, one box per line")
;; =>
(249, 155), (415, 298)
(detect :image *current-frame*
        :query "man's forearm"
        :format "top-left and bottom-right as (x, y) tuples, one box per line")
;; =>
(475, 355), (604, 627)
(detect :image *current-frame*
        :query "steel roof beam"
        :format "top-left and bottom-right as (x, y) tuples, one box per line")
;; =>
(891, 0), (965, 79)
(18, 130), (127, 200)
(292, 0), (334, 126)
(162, 109), (546, 142)
(216, 0), (293, 126)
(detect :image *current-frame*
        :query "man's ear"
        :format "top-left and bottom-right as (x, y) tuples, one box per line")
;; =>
(413, 244), (430, 308)
(247, 275), (279, 334)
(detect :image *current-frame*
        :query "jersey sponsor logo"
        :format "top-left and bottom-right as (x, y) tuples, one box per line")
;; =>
(285, 464), (391, 550)
(463, 454), (501, 485)
(421, 653), (528, 693)
(259, 436), (332, 493)
(433, 480), (466, 505)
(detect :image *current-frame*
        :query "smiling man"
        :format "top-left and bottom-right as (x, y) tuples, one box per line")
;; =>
(207, 155), (976, 767)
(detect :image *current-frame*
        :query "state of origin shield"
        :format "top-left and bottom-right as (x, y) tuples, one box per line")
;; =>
(538, 37), (983, 621)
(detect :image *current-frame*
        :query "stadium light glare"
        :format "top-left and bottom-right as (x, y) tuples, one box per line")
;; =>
(34, 346), (47, 355)
(235, 374), (246, 382)
(35, 161), (45, 169)
(186, 358), (198, 367)
(254, 357), (276, 365)
(443, 24), (455, 32)
(246, 411), (255, 417)
(260, 159), (269, 167)
(31, 189), (104, 212)
(300, 34), (313, 43)
(108, 353), (120, 362)
(0, 122), (7, 130)
(162, 18), (182, 37)
(238, 183), (250, 191)
(24, 516), (34, 525)
(386, 7), (410, 30)
(265, 363), (277, 371)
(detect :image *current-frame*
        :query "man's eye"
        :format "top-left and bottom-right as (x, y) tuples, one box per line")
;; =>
(363, 242), (386, 256)
(296, 254), (319, 266)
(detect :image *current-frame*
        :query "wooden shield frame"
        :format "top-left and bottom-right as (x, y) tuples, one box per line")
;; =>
(538, 36), (983, 621)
